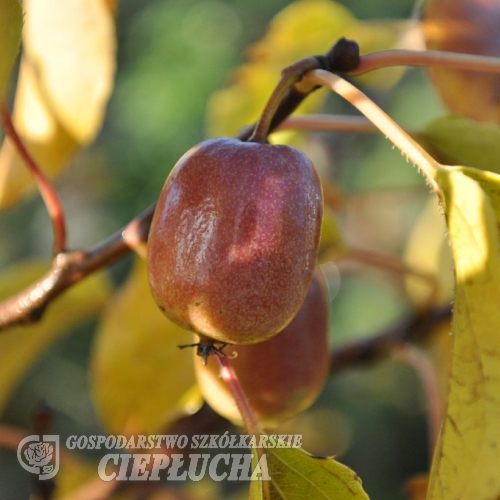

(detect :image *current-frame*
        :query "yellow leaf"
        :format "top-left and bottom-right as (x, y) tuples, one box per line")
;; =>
(428, 168), (500, 499)
(207, 0), (410, 140)
(206, 0), (357, 139)
(453, 165), (500, 223)
(0, 0), (22, 98)
(23, 0), (116, 144)
(0, 0), (116, 209)
(90, 257), (199, 436)
(0, 58), (79, 209)
(0, 260), (111, 413)
(250, 446), (369, 500)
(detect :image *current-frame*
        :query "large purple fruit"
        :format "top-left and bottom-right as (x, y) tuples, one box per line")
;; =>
(147, 137), (323, 344)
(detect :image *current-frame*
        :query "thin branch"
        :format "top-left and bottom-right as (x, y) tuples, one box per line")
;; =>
(277, 114), (376, 133)
(351, 49), (500, 76)
(1, 102), (67, 256)
(329, 304), (452, 373)
(302, 69), (441, 193)
(0, 204), (155, 331)
(237, 37), (360, 141)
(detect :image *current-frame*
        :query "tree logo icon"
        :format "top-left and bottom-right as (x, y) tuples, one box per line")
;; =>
(17, 435), (59, 480)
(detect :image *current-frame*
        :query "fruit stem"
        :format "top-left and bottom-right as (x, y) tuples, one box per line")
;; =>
(0, 101), (67, 256)
(247, 63), (308, 143)
(213, 353), (270, 498)
(351, 49), (500, 76)
(302, 70), (441, 193)
(213, 352), (263, 438)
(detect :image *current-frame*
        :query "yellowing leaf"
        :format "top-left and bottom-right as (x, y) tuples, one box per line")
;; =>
(452, 166), (500, 225)
(207, 0), (410, 140)
(90, 257), (198, 436)
(207, 0), (357, 139)
(0, 0), (22, 98)
(0, 59), (79, 208)
(418, 115), (500, 174)
(0, 0), (116, 209)
(0, 260), (111, 414)
(23, 0), (116, 144)
(428, 168), (500, 499)
(250, 447), (369, 500)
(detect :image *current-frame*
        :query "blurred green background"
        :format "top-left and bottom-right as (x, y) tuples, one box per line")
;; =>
(0, 0), (448, 498)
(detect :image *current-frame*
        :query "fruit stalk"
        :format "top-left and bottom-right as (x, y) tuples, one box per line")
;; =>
(213, 352), (263, 438)
(303, 69), (441, 193)
(246, 38), (360, 143)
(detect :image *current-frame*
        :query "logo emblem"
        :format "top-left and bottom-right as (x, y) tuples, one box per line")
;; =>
(17, 435), (59, 480)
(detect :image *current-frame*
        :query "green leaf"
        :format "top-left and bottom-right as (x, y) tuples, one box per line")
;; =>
(428, 167), (500, 499)
(418, 115), (500, 174)
(0, 260), (111, 414)
(250, 446), (369, 500)
(0, 0), (22, 98)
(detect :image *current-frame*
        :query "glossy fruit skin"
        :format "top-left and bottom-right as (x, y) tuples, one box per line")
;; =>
(147, 137), (323, 344)
(194, 270), (330, 428)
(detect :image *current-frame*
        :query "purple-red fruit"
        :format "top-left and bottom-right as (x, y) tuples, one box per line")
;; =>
(147, 137), (323, 344)
(194, 270), (330, 427)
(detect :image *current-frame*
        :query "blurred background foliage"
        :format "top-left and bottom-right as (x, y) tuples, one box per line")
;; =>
(0, 0), (452, 498)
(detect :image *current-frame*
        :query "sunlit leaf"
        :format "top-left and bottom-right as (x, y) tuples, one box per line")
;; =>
(452, 166), (500, 225)
(0, 0), (22, 98)
(90, 257), (199, 436)
(418, 115), (500, 174)
(23, 0), (116, 143)
(0, 260), (111, 414)
(428, 167), (500, 499)
(250, 446), (369, 499)
(0, 0), (116, 209)
(0, 59), (79, 208)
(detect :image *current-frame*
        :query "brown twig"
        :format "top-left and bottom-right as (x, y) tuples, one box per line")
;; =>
(329, 304), (452, 373)
(350, 49), (500, 76)
(0, 204), (155, 331)
(238, 37), (360, 142)
(278, 114), (376, 134)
